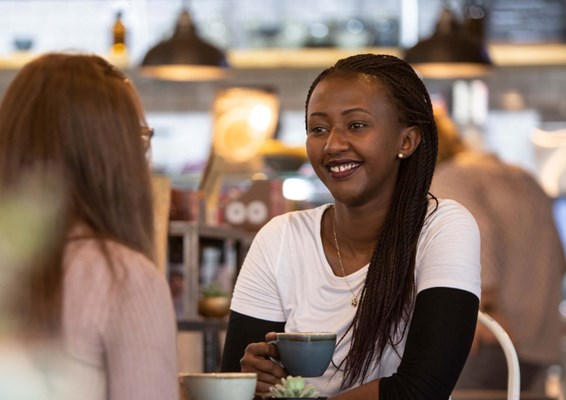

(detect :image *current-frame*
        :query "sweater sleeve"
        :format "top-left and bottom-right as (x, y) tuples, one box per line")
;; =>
(104, 252), (179, 400)
(379, 287), (479, 400)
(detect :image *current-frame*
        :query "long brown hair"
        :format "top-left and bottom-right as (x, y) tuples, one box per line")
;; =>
(0, 53), (155, 336)
(305, 54), (438, 388)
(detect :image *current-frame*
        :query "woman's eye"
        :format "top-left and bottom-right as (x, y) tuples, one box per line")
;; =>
(308, 126), (327, 135)
(349, 122), (367, 130)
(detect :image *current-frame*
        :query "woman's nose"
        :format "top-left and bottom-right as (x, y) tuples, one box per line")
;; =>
(324, 128), (349, 154)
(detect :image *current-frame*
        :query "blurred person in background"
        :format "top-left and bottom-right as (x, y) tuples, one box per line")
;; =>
(0, 53), (178, 400)
(0, 169), (66, 399)
(431, 106), (566, 394)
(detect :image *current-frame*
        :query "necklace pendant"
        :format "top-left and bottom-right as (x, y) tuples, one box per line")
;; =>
(351, 297), (358, 307)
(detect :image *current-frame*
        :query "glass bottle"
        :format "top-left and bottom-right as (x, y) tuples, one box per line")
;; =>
(111, 11), (127, 57)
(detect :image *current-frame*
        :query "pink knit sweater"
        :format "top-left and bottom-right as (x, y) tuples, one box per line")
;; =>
(62, 237), (178, 400)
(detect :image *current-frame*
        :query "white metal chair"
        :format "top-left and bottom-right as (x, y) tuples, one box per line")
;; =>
(477, 311), (521, 400)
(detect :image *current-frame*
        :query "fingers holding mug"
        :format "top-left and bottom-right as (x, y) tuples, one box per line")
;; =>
(240, 340), (287, 394)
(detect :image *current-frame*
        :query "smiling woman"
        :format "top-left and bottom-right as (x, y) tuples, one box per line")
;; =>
(305, 72), (420, 209)
(220, 53), (481, 400)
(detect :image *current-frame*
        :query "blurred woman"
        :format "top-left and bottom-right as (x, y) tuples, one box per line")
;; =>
(432, 106), (566, 394)
(0, 53), (178, 400)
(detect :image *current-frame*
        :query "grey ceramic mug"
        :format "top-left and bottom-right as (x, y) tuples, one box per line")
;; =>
(269, 332), (337, 377)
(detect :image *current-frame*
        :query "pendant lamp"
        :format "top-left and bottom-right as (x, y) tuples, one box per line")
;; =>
(404, 6), (493, 79)
(140, 7), (229, 81)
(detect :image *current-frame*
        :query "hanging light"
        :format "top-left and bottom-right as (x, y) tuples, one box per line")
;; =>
(140, 7), (229, 81)
(404, 6), (493, 79)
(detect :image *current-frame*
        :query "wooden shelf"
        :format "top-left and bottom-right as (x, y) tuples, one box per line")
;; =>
(227, 44), (566, 68)
(169, 221), (255, 242)
(169, 222), (254, 372)
(227, 47), (401, 68)
(487, 43), (566, 66)
(0, 51), (36, 69)
(2, 44), (566, 70)
(168, 221), (254, 321)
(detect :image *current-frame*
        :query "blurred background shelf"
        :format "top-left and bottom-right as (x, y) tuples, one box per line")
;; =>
(2, 44), (566, 70)
(168, 221), (255, 321)
(227, 44), (566, 68)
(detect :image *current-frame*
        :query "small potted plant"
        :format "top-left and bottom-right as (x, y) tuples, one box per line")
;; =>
(197, 283), (230, 318)
(268, 376), (327, 399)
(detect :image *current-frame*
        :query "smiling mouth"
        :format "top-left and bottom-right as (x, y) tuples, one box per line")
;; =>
(328, 162), (361, 177)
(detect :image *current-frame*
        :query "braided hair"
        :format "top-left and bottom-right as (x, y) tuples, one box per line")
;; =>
(305, 54), (439, 389)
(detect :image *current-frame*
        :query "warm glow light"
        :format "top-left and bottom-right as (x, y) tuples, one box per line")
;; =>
(248, 104), (273, 132)
(211, 88), (280, 163)
(138, 65), (230, 81)
(282, 178), (314, 201)
(411, 63), (492, 79)
(252, 172), (268, 180)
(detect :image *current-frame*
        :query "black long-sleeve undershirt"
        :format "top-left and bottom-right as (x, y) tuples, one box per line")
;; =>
(221, 311), (286, 372)
(379, 287), (478, 399)
(220, 287), (478, 399)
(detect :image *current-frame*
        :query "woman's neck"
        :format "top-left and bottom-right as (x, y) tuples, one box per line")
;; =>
(322, 203), (386, 275)
(332, 202), (386, 248)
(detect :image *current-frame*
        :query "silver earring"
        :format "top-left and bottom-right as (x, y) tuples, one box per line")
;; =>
(397, 153), (404, 159)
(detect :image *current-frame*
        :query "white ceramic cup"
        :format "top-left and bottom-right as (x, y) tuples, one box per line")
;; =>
(179, 372), (257, 400)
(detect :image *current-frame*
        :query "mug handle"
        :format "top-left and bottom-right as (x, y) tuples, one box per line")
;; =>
(267, 340), (285, 368)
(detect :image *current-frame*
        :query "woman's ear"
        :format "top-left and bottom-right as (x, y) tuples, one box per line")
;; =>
(398, 126), (421, 158)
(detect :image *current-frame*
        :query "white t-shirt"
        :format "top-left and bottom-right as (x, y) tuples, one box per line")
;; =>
(231, 199), (481, 396)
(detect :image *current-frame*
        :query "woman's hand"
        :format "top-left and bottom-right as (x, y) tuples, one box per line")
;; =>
(240, 332), (288, 395)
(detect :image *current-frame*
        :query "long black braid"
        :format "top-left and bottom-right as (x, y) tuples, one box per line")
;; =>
(305, 54), (439, 389)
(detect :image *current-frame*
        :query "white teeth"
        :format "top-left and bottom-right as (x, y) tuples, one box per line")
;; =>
(330, 163), (359, 173)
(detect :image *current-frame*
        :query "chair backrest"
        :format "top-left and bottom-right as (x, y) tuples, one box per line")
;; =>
(477, 311), (521, 400)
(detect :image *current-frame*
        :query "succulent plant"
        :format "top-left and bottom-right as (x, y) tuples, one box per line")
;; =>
(201, 282), (228, 298)
(270, 376), (320, 398)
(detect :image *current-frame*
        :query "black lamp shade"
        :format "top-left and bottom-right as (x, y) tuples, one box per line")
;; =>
(140, 10), (229, 81)
(404, 8), (493, 79)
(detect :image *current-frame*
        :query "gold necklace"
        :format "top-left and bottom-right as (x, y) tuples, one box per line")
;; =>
(332, 208), (360, 307)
